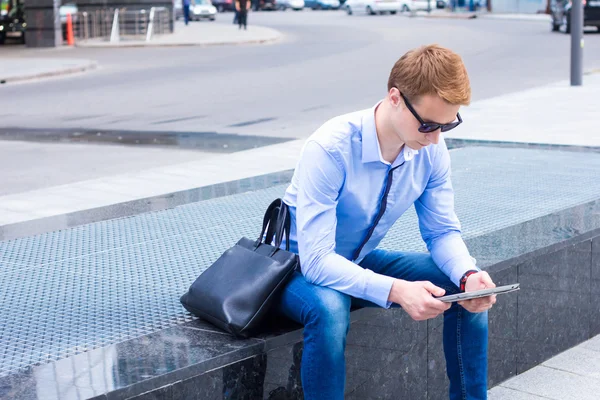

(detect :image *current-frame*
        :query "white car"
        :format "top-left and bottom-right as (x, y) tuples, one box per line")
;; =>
(279, 0), (305, 10)
(191, 0), (217, 20)
(405, 0), (446, 10)
(176, 0), (217, 21)
(345, 0), (404, 14)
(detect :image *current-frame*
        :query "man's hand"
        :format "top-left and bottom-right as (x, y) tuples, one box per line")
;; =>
(388, 279), (451, 321)
(458, 271), (497, 313)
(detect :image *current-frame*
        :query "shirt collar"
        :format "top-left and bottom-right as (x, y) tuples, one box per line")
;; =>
(361, 101), (418, 165)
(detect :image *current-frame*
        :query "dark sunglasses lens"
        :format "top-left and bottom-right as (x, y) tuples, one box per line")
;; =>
(419, 124), (440, 133)
(441, 122), (460, 132)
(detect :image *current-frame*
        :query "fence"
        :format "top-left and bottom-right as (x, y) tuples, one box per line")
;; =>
(71, 7), (171, 42)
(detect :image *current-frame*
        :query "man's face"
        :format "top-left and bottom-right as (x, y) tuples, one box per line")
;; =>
(390, 89), (461, 151)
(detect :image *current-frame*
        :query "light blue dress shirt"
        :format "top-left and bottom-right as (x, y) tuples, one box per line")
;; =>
(282, 102), (478, 308)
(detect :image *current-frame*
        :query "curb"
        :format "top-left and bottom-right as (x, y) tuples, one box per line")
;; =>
(0, 61), (98, 84)
(75, 31), (282, 48)
(407, 11), (552, 21)
(417, 12), (478, 19)
(584, 68), (600, 76)
(76, 37), (280, 48)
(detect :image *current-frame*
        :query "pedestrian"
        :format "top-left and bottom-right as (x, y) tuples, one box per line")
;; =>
(276, 44), (497, 400)
(235, 0), (250, 30)
(182, 0), (191, 25)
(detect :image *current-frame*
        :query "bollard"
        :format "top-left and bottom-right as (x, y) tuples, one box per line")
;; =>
(66, 13), (75, 46)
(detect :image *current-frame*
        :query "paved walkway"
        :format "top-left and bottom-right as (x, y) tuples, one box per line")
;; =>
(76, 20), (282, 48)
(489, 334), (600, 399)
(445, 72), (600, 147)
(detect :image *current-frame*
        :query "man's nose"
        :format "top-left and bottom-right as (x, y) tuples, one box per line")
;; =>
(425, 130), (441, 145)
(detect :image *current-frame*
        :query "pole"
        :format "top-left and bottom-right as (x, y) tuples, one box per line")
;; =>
(146, 7), (155, 42)
(570, 0), (583, 86)
(110, 9), (120, 43)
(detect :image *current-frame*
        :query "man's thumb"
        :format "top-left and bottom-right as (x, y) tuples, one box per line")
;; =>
(424, 282), (445, 297)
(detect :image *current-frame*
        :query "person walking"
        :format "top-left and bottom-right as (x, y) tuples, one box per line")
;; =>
(182, 0), (191, 25)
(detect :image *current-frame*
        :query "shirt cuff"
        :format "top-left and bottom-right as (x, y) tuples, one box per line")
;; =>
(364, 270), (396, 309)
(446, 255), (480, 287)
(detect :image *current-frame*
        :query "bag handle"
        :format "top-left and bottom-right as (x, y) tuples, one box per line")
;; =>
(257, 199), (281, 246)
(255, 199), (291, 252)
(273, 202), (289, 250)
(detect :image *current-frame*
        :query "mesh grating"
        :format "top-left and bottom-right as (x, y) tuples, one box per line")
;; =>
(1, 147), (600, 376)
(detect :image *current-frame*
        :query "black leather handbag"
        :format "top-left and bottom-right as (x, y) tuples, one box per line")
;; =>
(180, 198), (298, 338)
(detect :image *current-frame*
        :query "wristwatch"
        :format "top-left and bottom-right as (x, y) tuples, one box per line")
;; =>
(459, 270), (479, 292)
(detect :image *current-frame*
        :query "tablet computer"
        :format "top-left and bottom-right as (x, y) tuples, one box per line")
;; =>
(436, 283), (520, 303)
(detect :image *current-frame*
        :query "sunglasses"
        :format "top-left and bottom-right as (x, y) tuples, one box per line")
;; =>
(400, 92), (463, 133)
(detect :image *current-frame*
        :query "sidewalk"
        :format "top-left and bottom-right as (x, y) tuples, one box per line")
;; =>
(0, 21), (281, 83)
(445, 72), (600, 147)
(0, 57), (97, 84)
(76, 20), (282, 48)
(488, 334), (600, 399)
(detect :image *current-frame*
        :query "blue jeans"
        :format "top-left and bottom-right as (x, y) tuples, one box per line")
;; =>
(183, 4), (190, 25)
(277, 249), (488, 400)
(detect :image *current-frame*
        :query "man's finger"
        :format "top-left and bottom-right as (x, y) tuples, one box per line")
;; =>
(423, 282), (445, 297)
(480, 272), (496, 288)
(428, 297), (451, 312)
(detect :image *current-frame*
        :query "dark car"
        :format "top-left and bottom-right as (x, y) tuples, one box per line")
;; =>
(1, 0), (78, 45)
(252, 0), (279, 10)
(303, 0), (340, 9)
(0, 0), (26, 44)
(551, 0), (600, 33)
(212, 0), (236, 12)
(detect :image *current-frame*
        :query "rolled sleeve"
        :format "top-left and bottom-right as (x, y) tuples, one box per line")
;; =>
(415, 140), (479, 287)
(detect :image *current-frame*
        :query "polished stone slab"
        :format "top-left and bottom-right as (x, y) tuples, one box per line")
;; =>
(2, 145), (600, 399)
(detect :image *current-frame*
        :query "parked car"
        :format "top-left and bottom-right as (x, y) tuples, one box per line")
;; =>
(212, 0), (236, 12)
(59, 2), (77, 24)
(279, 0), (305, 9)
(550, 0), (600, 33)
(254, 0), (278, 10)
(1, 0), (79, 45)
(304, 0), (340, 9)
(0, 0), (26, 44)
(191, 0), (217, 20)
(345, 0), (403, 14)
(59, 2), (77, 40)
(404, 0), (446, 11)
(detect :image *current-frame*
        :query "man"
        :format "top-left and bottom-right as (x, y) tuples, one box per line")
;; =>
(182, 0), (191, 25)
(277, 44), (497, 400)
(235, 0), (250, 30)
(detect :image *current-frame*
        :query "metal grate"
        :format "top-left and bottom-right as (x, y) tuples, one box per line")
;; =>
(1, 147), (600, 377)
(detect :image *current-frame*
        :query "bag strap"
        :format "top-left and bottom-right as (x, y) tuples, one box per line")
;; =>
(273, 202), (290, 251)
(265, 205), (280, 247)
(255, 198), (291, 252)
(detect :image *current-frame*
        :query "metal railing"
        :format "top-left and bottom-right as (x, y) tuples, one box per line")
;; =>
(71, 7), (170, 42)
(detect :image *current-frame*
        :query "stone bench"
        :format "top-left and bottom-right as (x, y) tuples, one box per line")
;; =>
(1, 144), (599, 400)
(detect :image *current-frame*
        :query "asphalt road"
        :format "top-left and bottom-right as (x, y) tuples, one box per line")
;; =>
(1, 11), (600, 195)
(1, 11), (600, 140)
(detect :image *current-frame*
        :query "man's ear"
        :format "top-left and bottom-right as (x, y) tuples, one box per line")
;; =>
(388, 87), (401, 108)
